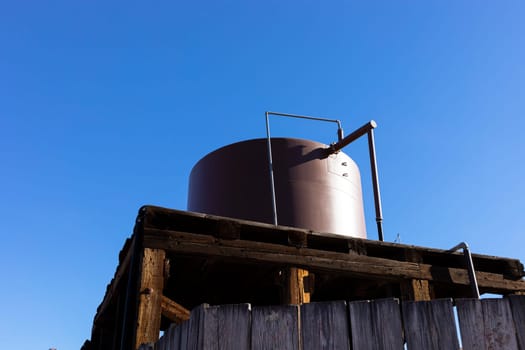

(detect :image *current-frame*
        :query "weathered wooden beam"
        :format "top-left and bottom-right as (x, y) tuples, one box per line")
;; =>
(401, 280), (432, 301)
(135, 248), (166, 349)
(401, 250), (433, 301)
(283, 268), (311, 304)
(161, 295), (190, 324)
(138, 205), (524, 279)
(142, 228), (525, 294)
(94, 237), (134, 325)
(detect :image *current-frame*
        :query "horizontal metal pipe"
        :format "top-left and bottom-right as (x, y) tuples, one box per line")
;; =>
(266, 111), (342, 127)
(266, 111), (344, 141)
(328, 120), (377, 154)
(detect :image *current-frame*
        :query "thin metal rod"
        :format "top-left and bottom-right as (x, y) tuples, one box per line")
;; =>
(326, 120), (384, 241)
(265, 112), (278, 225)
(266, 111), (344, 141)
(329, 120), (377, 153)
(447, 242), (480, 298)
(265, 110), (347, 226)
(367, 129), (384, 241)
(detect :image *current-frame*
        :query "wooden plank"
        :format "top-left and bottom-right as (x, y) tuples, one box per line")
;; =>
(135, 248), (166, 349)
(401, 250), (432, 301)
(401, 279), (432, 301)
(143, 228), (525, 294)
(139, 205), (525, 279)
(217, 304), (251, 350)
(169, 321), (185, 350)
(94, 236), (135, 324)
(402, 298), (459, 349)
(456, 299), (484, 350)
(482, 298), (518, 349)
(348, 298), (403, 350)
(251, 305), (299, 350)
(155, 335), (166, 350)
(161, 295), (191, 324)
(284, 267), (311, 304)
(509, 295), (525, 350)
(179, 320), (190, 350)
(186, 304), (218, 350)
(164, 323), (180, 350)
(301, 301), (350, 350)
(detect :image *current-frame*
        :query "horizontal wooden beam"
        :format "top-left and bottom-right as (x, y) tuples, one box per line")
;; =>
(142, 228), (525, 294)
(138, 206), (524, 279)
(161, 295), (190, 324)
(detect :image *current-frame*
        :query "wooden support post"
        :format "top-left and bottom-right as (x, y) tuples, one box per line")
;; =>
(401, 250), (433, 301)
(401, 279), (432, 301)
(283, 267), (311, 304)
(135, 248), (166, 349)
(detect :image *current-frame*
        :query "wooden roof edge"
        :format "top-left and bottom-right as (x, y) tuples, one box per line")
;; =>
(93, 234), (136, 325)
(136, 205), (524, 278)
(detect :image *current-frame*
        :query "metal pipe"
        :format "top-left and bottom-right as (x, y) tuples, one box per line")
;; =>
(367, 129), (384, 241)
(266, 111), (344, 141)
(265, 112), (279, 225)
(326, 120), (384, 241)
(447, 242), (480, 298)
(265, 111), (346, 226)
(329, 120), (377, 154)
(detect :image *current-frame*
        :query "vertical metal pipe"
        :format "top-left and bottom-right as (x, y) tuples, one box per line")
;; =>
(447, 242), (480, 298)
(465, 246), (481, 299)
(337, 126), (344, 142)
(367, 129), (384, 241)
(265, 112), (278, 225)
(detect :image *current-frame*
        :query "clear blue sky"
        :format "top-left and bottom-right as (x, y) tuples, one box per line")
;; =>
(1, 1), (524, 349)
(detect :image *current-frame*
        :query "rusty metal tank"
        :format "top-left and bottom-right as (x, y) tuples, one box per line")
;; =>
(187, 138), (366, 238)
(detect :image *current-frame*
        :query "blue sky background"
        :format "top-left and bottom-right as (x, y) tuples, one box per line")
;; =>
(1, 1), (524, 349)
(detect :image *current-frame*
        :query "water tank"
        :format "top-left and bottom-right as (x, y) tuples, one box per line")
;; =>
(187, 138), (366, 238)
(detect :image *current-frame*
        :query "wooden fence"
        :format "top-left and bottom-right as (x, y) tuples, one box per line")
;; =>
(139, 296), (525, 350)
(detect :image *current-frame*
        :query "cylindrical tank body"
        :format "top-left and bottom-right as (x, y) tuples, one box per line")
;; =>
(188, 138), (366, 238)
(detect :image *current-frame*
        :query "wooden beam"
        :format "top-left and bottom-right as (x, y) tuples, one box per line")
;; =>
(142, 228), (525, 294)
(139, 205), (524, 279)
(283, 268), (311, 304)
(401, 279), (432, 301)
(94, 237), (134, 325)
(135, 248), (166, 349)
(160, 295), (190, 324)
(401, 250), (433, 301)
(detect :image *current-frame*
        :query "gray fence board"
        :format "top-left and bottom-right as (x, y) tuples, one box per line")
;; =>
(186, 304), (218, 350)
(483, 298), (518, 350)
(509, 295), (525, 350)
(153, 297), (523, 350)
(456, 299), (484, 350)
(349, 298), (403, 350)
(301, 300), (349, 350)
(170, 322), (183, 350)
(164, 324), (174, 350)
(402, 298), (459, 349)
(179, 318), (190, 350)
(217, 304), (251, 350)
(251, 305), (299, 350)
(458, 298), (520, 350)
